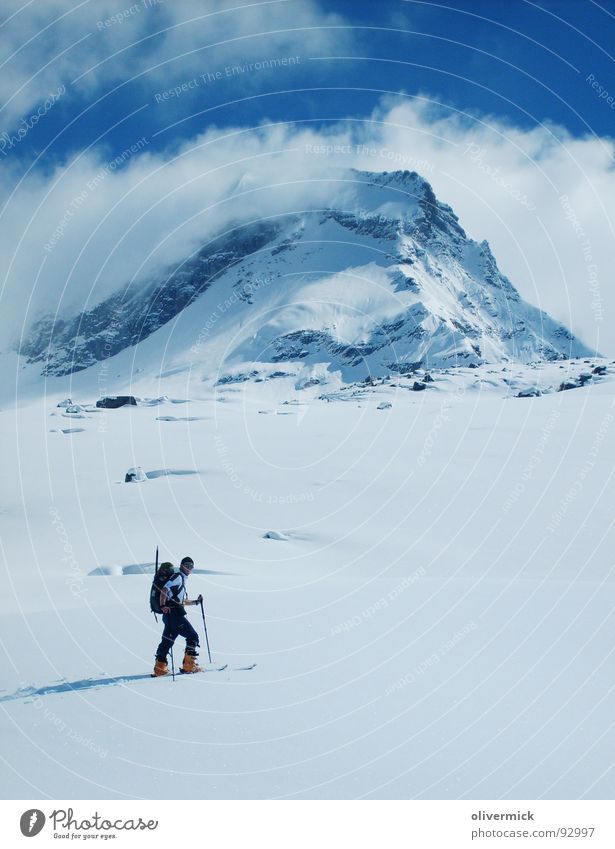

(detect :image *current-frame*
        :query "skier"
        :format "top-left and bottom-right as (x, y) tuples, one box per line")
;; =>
(153, 556), (203, 676)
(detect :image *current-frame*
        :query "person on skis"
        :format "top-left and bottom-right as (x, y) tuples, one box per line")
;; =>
(154, 556), (203, 676)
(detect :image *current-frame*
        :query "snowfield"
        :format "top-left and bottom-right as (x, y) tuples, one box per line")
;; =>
(1, 361), (614, 799)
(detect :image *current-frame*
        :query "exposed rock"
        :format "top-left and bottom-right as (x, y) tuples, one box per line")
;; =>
(97, 396), (137, 408)
(216, 371), (259, 385)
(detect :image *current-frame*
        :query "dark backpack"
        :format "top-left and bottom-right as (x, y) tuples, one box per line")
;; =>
(150, 562), (178, 615)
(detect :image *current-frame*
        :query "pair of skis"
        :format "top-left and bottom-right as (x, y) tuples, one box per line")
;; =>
(152, 664), (257, 678)
(180, 662), (257, 674)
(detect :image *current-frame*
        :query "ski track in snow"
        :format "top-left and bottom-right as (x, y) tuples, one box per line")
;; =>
(1, 362), (614, 799)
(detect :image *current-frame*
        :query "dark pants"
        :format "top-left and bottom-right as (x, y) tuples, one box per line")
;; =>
(156, 613), (200, 661)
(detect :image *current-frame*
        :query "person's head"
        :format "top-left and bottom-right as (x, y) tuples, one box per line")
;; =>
(179, 556), (194, 575)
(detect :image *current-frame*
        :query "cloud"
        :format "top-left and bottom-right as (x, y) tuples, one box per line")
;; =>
(0, 121), (352, 345)
(1, 94), (614, 357)
(0, 0), (348, 125)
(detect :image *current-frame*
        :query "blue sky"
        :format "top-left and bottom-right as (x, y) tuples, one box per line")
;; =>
(0, 1), (614, 354)
(3, 0), (614, 168)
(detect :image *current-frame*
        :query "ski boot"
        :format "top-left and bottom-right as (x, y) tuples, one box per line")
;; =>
(181, 653), (201, 674)
(153, 658), (169, 677)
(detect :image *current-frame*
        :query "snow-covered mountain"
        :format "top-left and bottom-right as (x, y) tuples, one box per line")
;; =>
(21, 169), (592, 380)
(3, 170), (614, 802)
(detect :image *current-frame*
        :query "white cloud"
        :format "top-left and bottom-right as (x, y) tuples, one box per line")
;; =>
(1, 96), (614, 357)
(0, 121), (353, 344)
(0, 0), (348, 125)
(362, 98), (615, 356)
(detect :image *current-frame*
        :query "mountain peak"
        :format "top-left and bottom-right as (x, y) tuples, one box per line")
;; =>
(19, 169), (593, 379)
(338, 169), (464, 242)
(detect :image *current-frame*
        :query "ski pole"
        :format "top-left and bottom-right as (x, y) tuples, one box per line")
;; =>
(200, 599), (212, 664)
(170, 645), (175, 682)
(153, 546), (160, 623)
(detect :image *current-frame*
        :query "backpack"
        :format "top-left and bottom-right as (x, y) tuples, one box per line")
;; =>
(150, 562), (178, 615)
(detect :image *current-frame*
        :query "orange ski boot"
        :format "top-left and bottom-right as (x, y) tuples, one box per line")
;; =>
(153, 658), (169, 677)
(181, 653), (201, 674)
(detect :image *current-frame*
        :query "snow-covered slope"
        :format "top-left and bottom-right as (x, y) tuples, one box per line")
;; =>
(20, 170), (591, 382)
(1, 369), (614, 799)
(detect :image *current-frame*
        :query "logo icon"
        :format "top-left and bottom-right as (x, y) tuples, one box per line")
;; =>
(19, 810), (46, 837)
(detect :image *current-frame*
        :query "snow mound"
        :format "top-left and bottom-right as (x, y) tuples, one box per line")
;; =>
(88, 565), (123, 576)
(89, 562), (154, 576)
(262, 530), (290, 541)
(124, 466), (147, 482)
(156, 416), (207, 422)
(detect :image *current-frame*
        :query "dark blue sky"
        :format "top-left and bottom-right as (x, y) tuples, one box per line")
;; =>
(5, 0), (615, 172)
